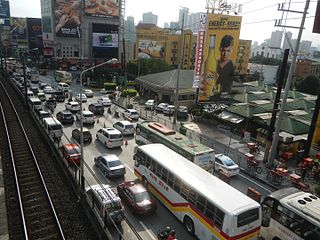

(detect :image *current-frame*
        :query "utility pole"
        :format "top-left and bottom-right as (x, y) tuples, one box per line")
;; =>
(267, 0), (310, 167)
(173, 11), (185, 126)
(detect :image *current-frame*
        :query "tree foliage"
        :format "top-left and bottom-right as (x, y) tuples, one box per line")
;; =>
(126, 59), (175, 79)
(295, 75), (320, 95)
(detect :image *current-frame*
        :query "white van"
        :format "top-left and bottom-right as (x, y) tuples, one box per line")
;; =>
(29, 97), (44, 111)
(58, 82), (69, 92)
(42, 117), (63, 139)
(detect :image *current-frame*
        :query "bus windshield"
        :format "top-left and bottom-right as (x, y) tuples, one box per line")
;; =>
(55, 70), (72, 84)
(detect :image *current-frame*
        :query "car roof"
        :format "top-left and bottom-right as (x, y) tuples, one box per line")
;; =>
(69, 101), (79, 105)
(102, 127), (122, 134)
(124, 181), (147, 194)
(99, 154), (119, 161)
(61, 110), (72, 114)
(63, 143), (79, 150)
(82, 111), (93, 115)
(215, 154), (233, 162)
(117, 120), (133, 125)
(74, 127), (90, 132)
(127, 108), (137, 112)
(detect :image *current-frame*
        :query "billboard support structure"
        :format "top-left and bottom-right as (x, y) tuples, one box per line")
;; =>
(173, 11), (185, 126)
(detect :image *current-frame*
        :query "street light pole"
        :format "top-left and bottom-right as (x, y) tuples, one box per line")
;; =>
(173, 12), (185, 126)
(79, 59), (118, 192)
(22, 48), (38, 108)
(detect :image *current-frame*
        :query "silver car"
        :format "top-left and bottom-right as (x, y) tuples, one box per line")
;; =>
(113, 120), (135, 135)
(94, 154), (126, 178)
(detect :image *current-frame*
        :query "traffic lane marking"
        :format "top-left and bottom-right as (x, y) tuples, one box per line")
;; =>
(139, 221), (157, 240)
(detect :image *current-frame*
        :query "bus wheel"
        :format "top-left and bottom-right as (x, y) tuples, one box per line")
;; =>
(183, 216), (194, 235)
(142, 177), (148, 188)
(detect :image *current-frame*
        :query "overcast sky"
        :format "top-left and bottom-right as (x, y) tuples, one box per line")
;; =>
(8, 0), (320, 48)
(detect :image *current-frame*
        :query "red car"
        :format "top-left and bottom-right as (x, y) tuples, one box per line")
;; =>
(117, 181), (157, 214)
(59, 144), (81, 165)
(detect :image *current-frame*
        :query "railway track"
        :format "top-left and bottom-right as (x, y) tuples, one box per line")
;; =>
(0, 73), (97, 239)
(0, 78), (65, 239)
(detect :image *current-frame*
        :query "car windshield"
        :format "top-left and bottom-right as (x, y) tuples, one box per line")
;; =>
(223, 159), (236, 166)
(83, 131), (91, 137)
(110, 133), (122, 139)
(83, 113), (93, 117)
(64, 113), (72, 117)
(94, 105), (103, 110)
(108, 160), (122, 168)
(125, 125), (134, 129)
(66, 146), (80, 155)
(135, 191), (151, 203)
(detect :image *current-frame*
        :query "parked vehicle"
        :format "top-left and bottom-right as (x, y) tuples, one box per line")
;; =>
(97, 97), (112, 107)
(75, 110), (95, 125)
(88, 103), (104, 115)
(85, 184), (125, 224)
(163, 105), (175, 115)
(56, 110), (74, 124)
(83, 89), (94, 97)
(30, 86), (39, 95)
(72, 127), (92, 143)
(145, 99), (157, 110)
(94, 154), (126, 178)
(39, 82), (48, 89)
(37, 110), (51, 121)
(59, 143), (81, 165)
(45, 97), (57, 109)
(57, 82), (69, 92)
(113, 120), (135, 135)
(156, 103), (168, 112)
(96, 128), (123, 148)
(28, 97), (44, 111)
(123, 109), (139, 120)
(65, 101), (80, 113)
(177, 106), (188, 120)
(214, 154), (240, 177)
(117, 181), (157, 214)
(75, 93), (87, 102)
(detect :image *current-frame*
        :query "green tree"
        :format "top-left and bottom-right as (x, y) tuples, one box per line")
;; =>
(296, 75), (320, 95)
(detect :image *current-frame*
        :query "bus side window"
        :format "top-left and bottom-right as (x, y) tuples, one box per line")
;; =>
(214, 208), (225, 230)
(150, 160), (156, 172)
(261, 198), (274, 227)
(145, 156), (151, 168)
(155, 163), (162, 177)
(180, 183), (190, 200)
(167, 172), (174, 188)
(204, 201), (216, 222)
(196, 194), (206, 213)
(173, 178), (181, 193)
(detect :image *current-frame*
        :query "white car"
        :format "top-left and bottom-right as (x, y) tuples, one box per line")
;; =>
(76, 110), (95, 125)
(163, 105), (175, 115)
(100, 88), (115, 94)
(65, 101), (80, 113)
(156, 103), (168, 112)
(43, 86), (54, 94)
(123, 109), (139, 120)
(83, 89), (94, 97)
(96, 128), (123, 148)
(97, 97), (112, 107)
(214, 154), (240, 177)
(75, 93), (87, 102)
(113, 120), (135, 135)
(145, 99), (156, 110)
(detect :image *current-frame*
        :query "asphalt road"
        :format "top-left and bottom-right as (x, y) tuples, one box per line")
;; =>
(30, 72), (274, 240)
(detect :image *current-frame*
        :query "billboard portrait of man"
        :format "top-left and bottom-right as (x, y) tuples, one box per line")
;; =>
(198, 14), (241, 102)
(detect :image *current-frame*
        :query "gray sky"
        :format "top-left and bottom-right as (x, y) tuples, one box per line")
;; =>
(8, 0), (320, 48)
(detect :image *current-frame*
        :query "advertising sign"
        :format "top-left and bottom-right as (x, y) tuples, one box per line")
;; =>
(313, 0), (320, 34)
(0, 0), (10, 18)
(193, 13), (207, 88)
(197, 14), (242, 102)
(54, 0), (81, 38)
(138, 40), (165, 59)
(27, 18), (42, 50)
(85, 0), (119, 18)
(10, 17), (27, 41)
(92, 32), (118, 48)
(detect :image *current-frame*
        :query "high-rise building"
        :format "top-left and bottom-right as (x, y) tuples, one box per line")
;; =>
(179, 8), (189, 28)
(282, 31), (292, 50)
(142, 12), (158, 25)
(125, 16), (135, 42)
(164, 22), (170, 28)
(187, 12), (200, 33)
(300, 40), (312, 54)
(40, 0), (122, 64)
(269, 30), (283, 49)
(170, 21), (179, 29)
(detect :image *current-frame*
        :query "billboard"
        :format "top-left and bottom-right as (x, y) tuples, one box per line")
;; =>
(313, 0), (320, 34)
(197, 14), (242, 102)
(92, 32), (118, 48)
(138, 40), (165, 59)
(26, 18), (43, 50)
(54, 0), (81, 38)
(85, 0), (119, 18)
(10, 17), (27, 41)
(0, 0), (10, 19)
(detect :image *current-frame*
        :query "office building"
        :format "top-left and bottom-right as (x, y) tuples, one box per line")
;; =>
(299, 40), (312, 54)
(282, 31), (292, 50)
(179, 8), (189, 28)
(125, 16), (135, 42)
(269, 30), (283, 49)
(142, 12), (158, 25)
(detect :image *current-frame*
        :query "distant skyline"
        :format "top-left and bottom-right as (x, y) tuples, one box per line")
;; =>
(8, 0), (320, 48)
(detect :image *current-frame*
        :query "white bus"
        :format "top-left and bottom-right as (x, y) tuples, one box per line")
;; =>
(260, 187), (320, 240)
(54, 70), (72, 84)
(136, 121), (215, 172)
(134, 144), (261, 240)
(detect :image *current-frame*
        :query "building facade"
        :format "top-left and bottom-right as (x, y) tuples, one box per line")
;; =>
(142, 12), (158, 25)
(235, 39), (251, 76)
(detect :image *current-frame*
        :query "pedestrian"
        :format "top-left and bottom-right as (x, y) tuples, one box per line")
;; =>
(166, 229), (176, 240)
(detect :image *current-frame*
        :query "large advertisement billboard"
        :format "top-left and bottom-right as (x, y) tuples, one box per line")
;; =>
(197, 14), (242, 102)
(10, 17), (27, 42)
(26, 18), (43, 50)
(92, 32), (118, 48)
(54, 0), (81, 38)
(85, 0), (119, 18)
(138, 40), (165, 59)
